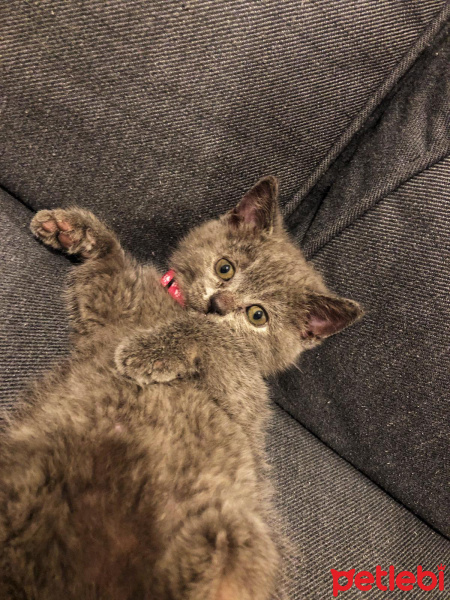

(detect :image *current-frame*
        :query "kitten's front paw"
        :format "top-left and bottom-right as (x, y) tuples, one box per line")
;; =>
(31, 208), (117, 259)
(115, 334), (200, 385)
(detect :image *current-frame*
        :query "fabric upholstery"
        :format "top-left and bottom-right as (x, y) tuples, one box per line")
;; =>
(268, 404), (450, 599)
(1, 1), (448, 265)
(0, 191), (70, 417)
(276, 22), (450, 537)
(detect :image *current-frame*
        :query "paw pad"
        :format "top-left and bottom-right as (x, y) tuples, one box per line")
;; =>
(41, 220), (58, 233)
(31, 209), (99, 257)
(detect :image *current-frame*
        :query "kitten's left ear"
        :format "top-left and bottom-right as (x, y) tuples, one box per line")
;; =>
(300, 294), (364, 340)
(228, 176), (280, 233)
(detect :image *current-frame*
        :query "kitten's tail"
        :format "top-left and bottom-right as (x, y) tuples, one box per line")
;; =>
(159, 502), (280, 600)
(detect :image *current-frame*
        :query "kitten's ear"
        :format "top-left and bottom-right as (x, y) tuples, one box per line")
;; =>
(301, 294), (364, 340)
(228, 176), (279, 233)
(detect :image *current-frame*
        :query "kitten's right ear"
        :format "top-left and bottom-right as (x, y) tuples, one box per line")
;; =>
(228, 176), (279, 233)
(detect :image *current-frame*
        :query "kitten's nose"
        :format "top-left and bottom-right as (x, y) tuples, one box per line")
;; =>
(207, 292), (235, 316)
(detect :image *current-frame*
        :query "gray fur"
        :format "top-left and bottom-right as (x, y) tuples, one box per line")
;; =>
(0, 177), (362, 599)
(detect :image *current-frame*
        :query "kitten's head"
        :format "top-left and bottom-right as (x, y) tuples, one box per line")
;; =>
(170, 176), (363, 376)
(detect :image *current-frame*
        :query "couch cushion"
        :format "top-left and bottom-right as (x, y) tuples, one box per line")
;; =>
(276, 22), (450, 537)
(268, 404), (450, 599)
(0, 191), (70, 417)
(1, 0), (449, 264)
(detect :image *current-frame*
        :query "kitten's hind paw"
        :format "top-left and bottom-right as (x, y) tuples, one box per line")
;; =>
(31, 208), (119, 259)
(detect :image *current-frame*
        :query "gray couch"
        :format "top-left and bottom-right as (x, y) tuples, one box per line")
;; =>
(1, 2), (449, 598)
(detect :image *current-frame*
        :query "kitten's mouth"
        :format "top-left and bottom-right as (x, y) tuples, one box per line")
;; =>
(160, 270), (185, 306)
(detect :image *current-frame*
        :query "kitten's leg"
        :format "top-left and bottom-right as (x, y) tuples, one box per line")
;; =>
(31, 208), (159, 337)
(115, 323), (201, 385)
(30, 207), (120, 259)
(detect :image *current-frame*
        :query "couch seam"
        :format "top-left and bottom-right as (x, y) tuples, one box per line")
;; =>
(0, 184), (36, 213)
(304, 151), (450, 259)
(273, 398), (450, 541)
(282, 1), (450, 219)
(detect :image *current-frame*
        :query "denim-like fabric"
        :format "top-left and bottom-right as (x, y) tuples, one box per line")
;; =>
(1, 1), (448, 265)
(268, 404), (450, 599)
(0, 192), (70, 417)
(275, 22), (450, 538)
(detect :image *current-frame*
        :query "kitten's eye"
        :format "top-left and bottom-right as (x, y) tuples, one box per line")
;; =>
(215, 258), (235, 281)
(246, 305), (268, 327)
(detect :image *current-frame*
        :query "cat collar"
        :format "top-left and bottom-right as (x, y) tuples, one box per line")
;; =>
(160, 269), (185, 306)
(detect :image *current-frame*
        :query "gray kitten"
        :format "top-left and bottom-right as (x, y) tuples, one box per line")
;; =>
(0, 177), (362, 600)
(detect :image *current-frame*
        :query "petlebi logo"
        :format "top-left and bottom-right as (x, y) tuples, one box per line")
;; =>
(330, 564), (445, 596)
